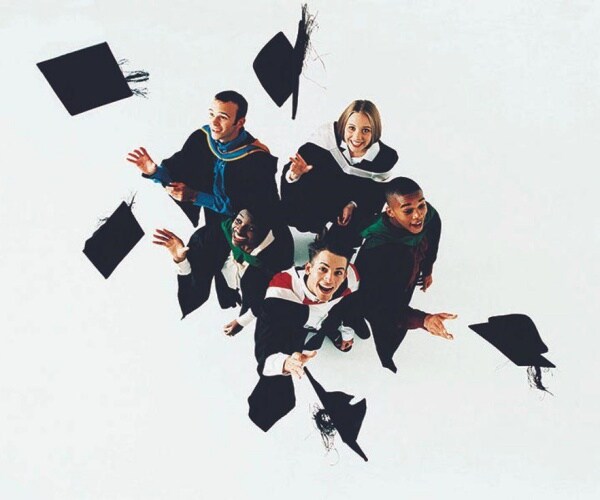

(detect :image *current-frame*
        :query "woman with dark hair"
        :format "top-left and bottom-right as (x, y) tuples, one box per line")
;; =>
(280, 100), (399, 245)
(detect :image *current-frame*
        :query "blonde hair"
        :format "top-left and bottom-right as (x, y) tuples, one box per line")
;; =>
(336, 100), (382, 147)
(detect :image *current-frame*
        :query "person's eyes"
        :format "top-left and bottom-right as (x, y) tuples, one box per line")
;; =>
(403, 209), (413, 215)
(362, 128), (371, 134)
(334, 271), (344, 276)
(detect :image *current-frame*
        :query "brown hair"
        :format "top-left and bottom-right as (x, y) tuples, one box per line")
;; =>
(335, 100), (382, 147)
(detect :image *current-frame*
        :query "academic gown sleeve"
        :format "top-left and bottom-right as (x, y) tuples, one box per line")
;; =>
(354, 244), (427, 329)
(227, 153), (280, 217)
(420, 211), (442, 278)
(177, 224), (229, 318)
(254, 298), (310, 374)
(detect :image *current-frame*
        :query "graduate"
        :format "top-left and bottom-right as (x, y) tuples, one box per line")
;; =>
(354, 177), (457, 372)
(255, 236), (361, 376)
(280, 99), (398, 245)
(127, 90), (280, 226)
(153, 207), (293, 336)
(249, 237), (361, 431)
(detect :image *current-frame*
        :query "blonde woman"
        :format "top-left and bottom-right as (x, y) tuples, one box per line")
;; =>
(281, 100), (398, 245)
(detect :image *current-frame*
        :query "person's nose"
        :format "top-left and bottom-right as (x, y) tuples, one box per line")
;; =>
(323, 271), (333, 284)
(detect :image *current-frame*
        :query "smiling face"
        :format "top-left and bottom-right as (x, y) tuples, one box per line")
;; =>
(208, 99), (246, 143)
(230, 210), (265, 253)
(305, 250), (348, 302)
(343, 112), (373, 158)
(386, 190), (428, 234)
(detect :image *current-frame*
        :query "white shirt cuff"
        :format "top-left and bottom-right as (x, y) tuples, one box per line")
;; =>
(285, 170), (300, 183)
(175, 258), (192, 275)
(349, 200), (358, 208)
(339, 325), (355, 341)
(263, 353), (290, 376)
(236, 309), (256, 328)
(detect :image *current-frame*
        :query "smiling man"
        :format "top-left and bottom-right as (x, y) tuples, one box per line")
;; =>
(248, 237), (360, 431)
(355, 176), (457, 372)
(254, 237), (360, 380)
(153, 207), (293, 336)
(127, 90), (279, 226)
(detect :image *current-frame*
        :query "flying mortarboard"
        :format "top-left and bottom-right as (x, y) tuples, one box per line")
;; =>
(304, 368), (368, 461)
(37, 42), (149, 115)
(469, 314), (555, 393)
(83, 200), (145, 279)
(253, 3), (317, 119)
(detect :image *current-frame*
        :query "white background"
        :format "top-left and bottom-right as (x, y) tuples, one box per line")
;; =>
(1, 1), (599, 498)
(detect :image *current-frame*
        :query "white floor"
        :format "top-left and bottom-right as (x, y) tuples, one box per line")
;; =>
(1, 1), (598, 498)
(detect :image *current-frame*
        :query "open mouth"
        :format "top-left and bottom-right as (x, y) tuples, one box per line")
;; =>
(318, 283), (334, 295)
(410, 220), (423, 230)
(350, 140), (364, 149)
(232, 231), (246, 244)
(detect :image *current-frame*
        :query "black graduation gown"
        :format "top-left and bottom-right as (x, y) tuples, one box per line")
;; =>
(354, 212), (442, 372)
(280, 122), (398, 240)
(248, 267), (360, 431)
(177, 222), (294, 321)
(149, 128), (280, 226)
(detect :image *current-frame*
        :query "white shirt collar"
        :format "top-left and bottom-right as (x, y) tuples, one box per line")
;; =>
(301, 275), (320, 303)
(340, 140), (381, 164)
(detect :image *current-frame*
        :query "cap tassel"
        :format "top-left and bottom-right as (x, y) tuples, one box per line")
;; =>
(527, 366), (554, 395)
(118, 59), (150, 97)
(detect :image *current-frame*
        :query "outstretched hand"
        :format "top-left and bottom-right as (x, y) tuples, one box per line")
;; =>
(423, 312), (457, 340)
(283, 351), (317, 379)
(337, 202), (355, 226)
(165, 182), (198, 202)
(152, 228), (189, 263)
(126, 147), (157, 176)
(223, 319), (244, 337)
(288, 153), (313, 181)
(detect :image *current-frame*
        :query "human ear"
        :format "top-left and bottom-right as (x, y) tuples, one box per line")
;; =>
(304, 262), (312, 275)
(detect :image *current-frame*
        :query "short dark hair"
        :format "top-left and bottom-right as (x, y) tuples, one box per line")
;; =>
(384, 177), (422, 201)
(308, 236), (354, 266)
(214, 90), (248, 121)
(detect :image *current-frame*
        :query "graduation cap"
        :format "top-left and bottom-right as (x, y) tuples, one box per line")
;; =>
(248, 375), (296, 432)
(253, 3), (317, 119)
(83, 200), (145, 279)
(37, 42), (149, 115)
(469, 314), (555, 393)
(304, 368), (368, 461)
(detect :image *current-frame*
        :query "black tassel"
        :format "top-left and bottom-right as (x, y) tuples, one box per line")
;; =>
(527, 366), (554, 395)
(118, 59), (150, 98)
(312, 405), (337, 452)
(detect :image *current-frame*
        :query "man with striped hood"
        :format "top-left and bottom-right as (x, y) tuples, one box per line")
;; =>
(248, 237), (361, 431)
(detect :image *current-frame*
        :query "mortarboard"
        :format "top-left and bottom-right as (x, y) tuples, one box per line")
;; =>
(83, 200), (145, 279)
(304, 368), (368, 461)
(37, 42), (149, 115)
(253, 3), (317, 119)
(248, 375), (296, 432)
(469, 314), (555, 392)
